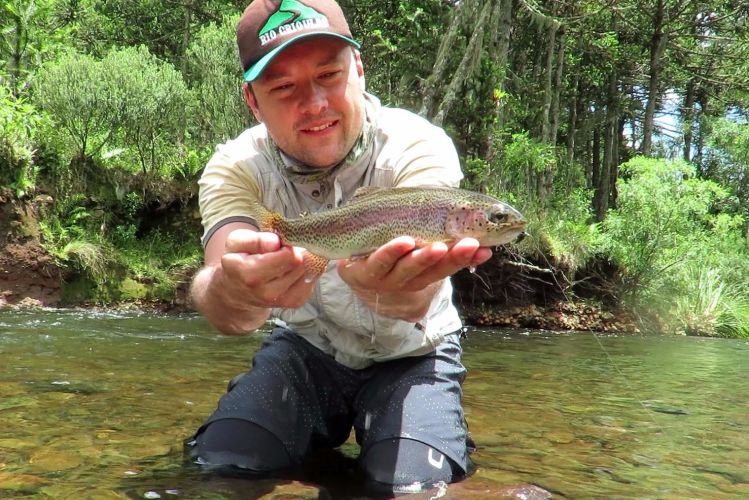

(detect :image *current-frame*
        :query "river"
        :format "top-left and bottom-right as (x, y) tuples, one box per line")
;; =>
(1, 310), (748, 498)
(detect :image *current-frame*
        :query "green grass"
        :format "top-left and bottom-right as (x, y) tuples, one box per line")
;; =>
(672, 267), (749, 338)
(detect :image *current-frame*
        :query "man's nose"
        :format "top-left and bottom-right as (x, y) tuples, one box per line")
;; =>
(299, 82), (328, 115)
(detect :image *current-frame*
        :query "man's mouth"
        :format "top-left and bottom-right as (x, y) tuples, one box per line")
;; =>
(301, 121), (337, 133)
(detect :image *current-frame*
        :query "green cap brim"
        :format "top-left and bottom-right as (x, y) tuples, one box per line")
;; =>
(243, 33), (360, 82)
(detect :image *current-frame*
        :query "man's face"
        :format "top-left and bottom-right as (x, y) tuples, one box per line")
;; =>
(244, 37), (366, 169)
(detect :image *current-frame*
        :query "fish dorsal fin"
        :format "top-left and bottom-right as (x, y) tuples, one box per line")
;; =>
(349, 186), (386, 202)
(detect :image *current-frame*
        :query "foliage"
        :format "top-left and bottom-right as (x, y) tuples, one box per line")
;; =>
(341, 0), (451, 108)
(672, 265), (749, 338)
(83, 0), (244, 63)
(597, 157), (748, 334)
(34, 45), (194, 173)
(500, 132), (557, 198)
(32, 50), (113, 160)
(58, 239), (111, 285)
(524, 188), (598, 274)
(115, 227), (202, 302)
(0, 0), (53, 95)
(0, 82), (44, 196)
(103, 45), (193, 176)
(705, 117), (749, 211)
(38, 194), (115, 285)
(185, 14), (249, 145)
(38, 191), (202, 303)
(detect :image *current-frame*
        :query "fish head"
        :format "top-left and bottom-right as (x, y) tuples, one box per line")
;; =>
(447, 198), (526, 246)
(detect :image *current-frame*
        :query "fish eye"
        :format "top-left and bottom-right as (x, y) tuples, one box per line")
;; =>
(489, 212), (508, 224)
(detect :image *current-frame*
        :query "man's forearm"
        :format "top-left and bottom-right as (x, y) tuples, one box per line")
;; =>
(190, 265), (271, 335)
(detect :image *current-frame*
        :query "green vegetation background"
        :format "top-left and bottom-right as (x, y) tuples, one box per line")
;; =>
(1, 0), (748, 337)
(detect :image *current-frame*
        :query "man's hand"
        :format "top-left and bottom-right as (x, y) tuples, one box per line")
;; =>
(190, 224), (317, 335)
(221, 229), (315, 309)
(336, 236), (492, 322)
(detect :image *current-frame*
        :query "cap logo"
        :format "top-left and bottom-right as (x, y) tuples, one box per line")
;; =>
(258, 0), (330, 46)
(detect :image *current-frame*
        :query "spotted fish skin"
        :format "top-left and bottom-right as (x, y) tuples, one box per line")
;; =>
(253, 186), (526, 269)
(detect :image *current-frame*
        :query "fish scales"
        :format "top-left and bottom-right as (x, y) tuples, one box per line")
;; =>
(278, 202), (453, 259)
(253, 186), (526, 268)
(280, 192), (458, 258)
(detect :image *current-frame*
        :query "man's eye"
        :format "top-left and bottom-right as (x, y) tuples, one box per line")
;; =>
(320, 71), (341, 80)
(271, 83), (293, 92)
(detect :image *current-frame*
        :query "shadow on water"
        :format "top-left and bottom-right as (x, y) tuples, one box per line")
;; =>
(1, 310), (749, 498)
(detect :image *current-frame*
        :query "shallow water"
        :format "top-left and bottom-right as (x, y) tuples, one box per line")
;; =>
(0, 310), (748, 498)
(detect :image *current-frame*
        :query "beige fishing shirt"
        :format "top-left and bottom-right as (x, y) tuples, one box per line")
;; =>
(198, 94), (464, 369)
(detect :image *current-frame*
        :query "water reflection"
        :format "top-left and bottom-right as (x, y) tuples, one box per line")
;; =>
(1, 311), (748, 498)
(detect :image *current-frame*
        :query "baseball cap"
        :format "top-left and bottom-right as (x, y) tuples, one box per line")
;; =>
(237, 0), (361, 82)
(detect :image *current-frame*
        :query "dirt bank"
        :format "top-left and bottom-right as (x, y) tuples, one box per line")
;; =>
(0, 189), (69, 308)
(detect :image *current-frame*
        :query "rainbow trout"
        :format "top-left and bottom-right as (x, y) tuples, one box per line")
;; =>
(252, 186), (526, 276)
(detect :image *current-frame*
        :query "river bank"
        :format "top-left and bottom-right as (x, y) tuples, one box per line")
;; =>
(0, 234), (638, 334)
(0, 190), (638, 333)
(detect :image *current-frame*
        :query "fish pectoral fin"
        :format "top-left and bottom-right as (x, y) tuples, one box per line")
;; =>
(302, 251), (329, 282)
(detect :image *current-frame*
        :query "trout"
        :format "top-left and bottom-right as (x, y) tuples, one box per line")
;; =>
(252, 186), (526, 276)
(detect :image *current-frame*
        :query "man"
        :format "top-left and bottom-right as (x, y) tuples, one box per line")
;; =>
(188, 0), (493, 494)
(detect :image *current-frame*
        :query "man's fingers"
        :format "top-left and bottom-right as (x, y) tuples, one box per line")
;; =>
(363, 236), (417, 280)
(470, 246), (493, 267)
(254, 271), (314, 308)
(394, 239), (490, 291)
(225, 229), (282, 254)
(221, 250), (313, 308)
(385, 241), (448, 283)
(427, 238), (485, 275)
(222, 247), (295, 281)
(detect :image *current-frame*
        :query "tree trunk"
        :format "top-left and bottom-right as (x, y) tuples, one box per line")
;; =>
(566, 74), (581, 165)
(591, 114), (601, 191)
(535, 19), (559, 200)
(609, 117), (624, 210)
(432, 0), (492, 126)
(9, 6), (29, 97)
(695, 90), (709, 173)
(180, 0), (194, 76)
(682, 78), (696, 162)
(539, 24), (558, 143)
(641, 0), (668, 156)
(550, 27), (565, 147)
(482, 0), (513, 159)
(419, 0), (477, 119)
(594, 72), (618, 221)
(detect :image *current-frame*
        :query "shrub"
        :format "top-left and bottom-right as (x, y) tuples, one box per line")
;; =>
(598, 156), (748, 336)
(673, 266), (749, 338)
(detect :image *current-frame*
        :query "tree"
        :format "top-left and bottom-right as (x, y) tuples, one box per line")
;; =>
(33, 50), (113, 161)
(185, 14), (250, 145)
(103, 46), (193, 176)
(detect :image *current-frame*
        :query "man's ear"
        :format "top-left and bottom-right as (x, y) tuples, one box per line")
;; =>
(353, 49), (366, 91)
(243, 82), (263, 122)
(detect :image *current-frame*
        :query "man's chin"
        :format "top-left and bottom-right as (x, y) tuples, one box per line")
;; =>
(300, 151), (348, 170)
